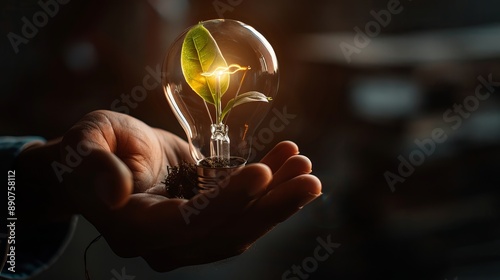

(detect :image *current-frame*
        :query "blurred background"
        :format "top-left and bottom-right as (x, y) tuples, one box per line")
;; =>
(2, 0), (500, 279)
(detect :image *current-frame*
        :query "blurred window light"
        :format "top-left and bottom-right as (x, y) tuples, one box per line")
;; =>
(350, 76), (421, 119)
(457, 110), (500, 143)
(297, 24), (500, 66)
(149, 0), (189, 22)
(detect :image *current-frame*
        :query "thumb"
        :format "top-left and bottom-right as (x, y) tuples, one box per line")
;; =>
(62, 148), (133, 215)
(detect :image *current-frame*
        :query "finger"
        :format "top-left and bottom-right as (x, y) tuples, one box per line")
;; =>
(99, 194), (188, 257)
(259, 141), (299, 173)
(226, 174), (322, 243)
(268, 155), (312, 190)
(107, 165), (272, 257)
(62, 110), (117, 152)
(182, 163), (272, 230)
(254, 174), (321, 222)
(63, 149), (134, 215)
(59, 111), (135, 213)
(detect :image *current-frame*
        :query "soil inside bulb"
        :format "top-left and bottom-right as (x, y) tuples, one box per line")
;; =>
(198, 157), (246, 168)
(199, 157), (229, 168)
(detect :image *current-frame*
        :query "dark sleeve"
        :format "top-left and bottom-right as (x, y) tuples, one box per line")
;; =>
(0, 137), (78, 279)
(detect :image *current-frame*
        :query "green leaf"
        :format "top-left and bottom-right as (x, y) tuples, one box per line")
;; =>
(221, 91), (271, 121)
(181, 24), (229, 104)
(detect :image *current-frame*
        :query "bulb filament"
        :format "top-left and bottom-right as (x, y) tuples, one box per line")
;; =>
(201, 64), (250, 77)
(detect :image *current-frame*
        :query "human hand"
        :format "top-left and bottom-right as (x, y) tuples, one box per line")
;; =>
(21, 110), (322, 271)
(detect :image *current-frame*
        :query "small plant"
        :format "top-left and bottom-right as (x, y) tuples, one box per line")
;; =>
(181, 23), (271, 125)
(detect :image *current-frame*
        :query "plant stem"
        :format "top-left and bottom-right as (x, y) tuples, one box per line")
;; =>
(210, 74), (230, 161)
(216, 75), (222, 124)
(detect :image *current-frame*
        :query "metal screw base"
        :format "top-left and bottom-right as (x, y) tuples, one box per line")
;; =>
(197, 157), (246, 192)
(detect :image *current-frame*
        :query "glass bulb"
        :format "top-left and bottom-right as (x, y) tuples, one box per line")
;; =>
(162, 19), (279, 189)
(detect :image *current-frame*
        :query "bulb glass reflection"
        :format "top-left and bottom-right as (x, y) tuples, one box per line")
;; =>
(163, 19), (279, 173)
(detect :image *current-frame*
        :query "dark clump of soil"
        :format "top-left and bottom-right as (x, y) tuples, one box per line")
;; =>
(162, 161), (198, 199)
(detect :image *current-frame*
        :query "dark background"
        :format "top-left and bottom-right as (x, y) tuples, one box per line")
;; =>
(2, 0), (500, 279)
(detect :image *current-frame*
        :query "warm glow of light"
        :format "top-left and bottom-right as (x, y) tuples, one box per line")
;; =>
(202, 64), (250, 77)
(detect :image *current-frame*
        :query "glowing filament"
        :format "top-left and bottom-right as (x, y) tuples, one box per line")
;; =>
(202, 64), (250, 77)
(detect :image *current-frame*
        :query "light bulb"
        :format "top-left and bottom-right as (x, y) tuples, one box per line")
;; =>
(162, 19), (279, 190)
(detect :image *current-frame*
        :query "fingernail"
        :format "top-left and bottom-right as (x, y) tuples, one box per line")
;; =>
(299, 192), (322, 206)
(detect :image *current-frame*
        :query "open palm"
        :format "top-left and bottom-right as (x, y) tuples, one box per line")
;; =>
(59, 110), (321, 272)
